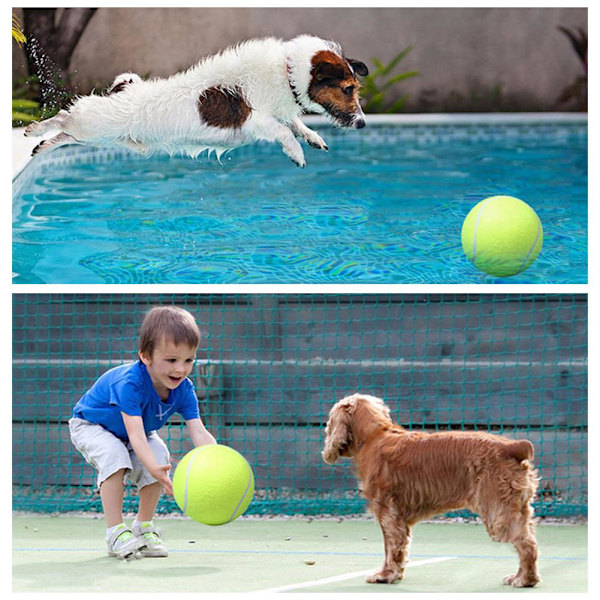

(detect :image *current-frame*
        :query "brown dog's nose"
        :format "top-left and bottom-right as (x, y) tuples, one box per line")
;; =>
(355, 118), (365, 129)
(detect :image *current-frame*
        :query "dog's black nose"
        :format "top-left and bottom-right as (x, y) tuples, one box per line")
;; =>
(355, 118), (365, 129)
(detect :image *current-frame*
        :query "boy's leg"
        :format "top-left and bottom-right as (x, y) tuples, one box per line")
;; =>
(101, 469), (149, 560)
(136, 482), (163, 522)
(69, 418), (145, 559)
(129, 432), (170, 557)
(131, 484), (169, 557)
(100, 468), (127, 527)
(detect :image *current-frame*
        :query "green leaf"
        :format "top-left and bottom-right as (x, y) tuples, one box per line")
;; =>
(12, 99), (39, 110)
(386, 96), (408, 113)
(12, 112), (38, 123)
(362, 47), (419, 114)
(380, 46), (413, 76)
(368, 91), (385, 106)
(361, 79), (378, 95)
(371, 57), (385, 72)
(386, 70), (419, 85)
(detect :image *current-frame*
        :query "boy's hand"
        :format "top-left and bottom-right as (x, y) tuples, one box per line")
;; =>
(151, 463), (173, 496)
(186, 417), (217, 447)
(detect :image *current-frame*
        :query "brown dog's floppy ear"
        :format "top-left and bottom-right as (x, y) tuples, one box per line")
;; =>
(322, 403), (353, 464)
(313, 60), (347, 84)
(347, 59), (369, 76)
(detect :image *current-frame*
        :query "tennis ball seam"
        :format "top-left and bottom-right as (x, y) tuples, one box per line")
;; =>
(471, 196), (495, 262)
(225, 461), (253, 523)
(182, 445), (212, 516)
(517, 218), (542, 273)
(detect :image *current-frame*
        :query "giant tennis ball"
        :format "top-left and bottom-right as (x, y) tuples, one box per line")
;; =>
(173, 444), (254, 525)
(461, 195), (543, 277)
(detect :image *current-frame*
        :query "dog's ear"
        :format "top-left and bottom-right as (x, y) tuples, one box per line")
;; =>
(347, 59), (369, 77)
(322, 402), (353, 464)
(312, 60), (347, 84)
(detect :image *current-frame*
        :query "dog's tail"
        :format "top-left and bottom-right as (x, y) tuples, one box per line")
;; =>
(503, 439), (534, 462)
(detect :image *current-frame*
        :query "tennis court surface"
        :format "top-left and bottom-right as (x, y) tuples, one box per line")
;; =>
(13, 515), (587, 593)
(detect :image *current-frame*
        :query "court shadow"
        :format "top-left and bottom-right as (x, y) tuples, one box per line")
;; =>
(13, 556), (220, 592)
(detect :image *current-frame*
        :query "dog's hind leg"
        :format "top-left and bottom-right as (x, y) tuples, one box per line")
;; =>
(24, 109), (70, 137)
(366, 508), (411, 584)
(481, 500), (540, 588)
(502, 509), (540, 588)
(32, 132), (78, 156)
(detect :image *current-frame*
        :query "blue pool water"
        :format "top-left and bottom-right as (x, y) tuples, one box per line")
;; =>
(13, 118), (587, 284)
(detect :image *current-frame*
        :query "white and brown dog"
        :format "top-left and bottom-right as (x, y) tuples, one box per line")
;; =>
(323, 394), (541, 588)
(24, 35), (368, 167)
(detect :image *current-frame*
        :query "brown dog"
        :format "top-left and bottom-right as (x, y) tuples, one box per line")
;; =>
(322, 393), (540, 588)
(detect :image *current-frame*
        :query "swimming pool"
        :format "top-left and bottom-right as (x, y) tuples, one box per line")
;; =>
(12, 115), (587, 284)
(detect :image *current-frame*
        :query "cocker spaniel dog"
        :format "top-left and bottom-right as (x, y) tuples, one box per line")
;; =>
(322, 393), (540, 588)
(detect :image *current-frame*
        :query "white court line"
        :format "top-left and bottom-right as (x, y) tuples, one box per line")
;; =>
(252, 556), (456, 594)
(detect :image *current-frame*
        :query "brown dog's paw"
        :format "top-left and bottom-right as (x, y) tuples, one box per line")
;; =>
(366, 569), (401, 584)
(503, 573), (540, 588)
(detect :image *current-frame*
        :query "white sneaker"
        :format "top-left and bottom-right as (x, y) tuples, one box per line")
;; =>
(132, 521), (168, 557)
(107, 524), (145, 560)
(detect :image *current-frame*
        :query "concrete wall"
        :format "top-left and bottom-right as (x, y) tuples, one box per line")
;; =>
(13, 7), (587, 111)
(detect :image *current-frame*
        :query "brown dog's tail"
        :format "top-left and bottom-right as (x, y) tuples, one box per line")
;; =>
(503, 439), (534, 462)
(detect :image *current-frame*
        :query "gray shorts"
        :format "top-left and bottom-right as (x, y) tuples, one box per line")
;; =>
(68, 417), (170, 489)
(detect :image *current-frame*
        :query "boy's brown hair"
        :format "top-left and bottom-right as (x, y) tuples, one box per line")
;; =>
(138, 306), (200, 357)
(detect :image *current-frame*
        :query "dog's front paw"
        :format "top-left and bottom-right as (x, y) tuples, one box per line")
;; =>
(503, 573), (540, 588)
(24, 122), (41, 137)
(304, 131), (328, 151)
(366, 569), (401, 584)
(280, 138), (306, 167)
(286, 149), (306, 168)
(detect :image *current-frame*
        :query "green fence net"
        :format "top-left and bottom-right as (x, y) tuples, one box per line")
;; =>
(12, 293), (587, 517)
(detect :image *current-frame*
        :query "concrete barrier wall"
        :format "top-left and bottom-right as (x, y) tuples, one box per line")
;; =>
(13, 7), (587, 111)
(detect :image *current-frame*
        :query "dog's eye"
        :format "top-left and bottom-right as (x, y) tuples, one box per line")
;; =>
(343, 85), (355, 97)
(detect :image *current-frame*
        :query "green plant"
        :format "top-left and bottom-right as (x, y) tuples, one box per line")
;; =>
(12, 98), (40, 126)
(12, 72), (75, 127)
(12, 14), (26, 47)
(12, 75), (43, 127)
(557, 25), (587, 111)
(361, 46), (419, 113)
(442, 83), (504, 112)
(12, 16), (39, 126)
(13, 10), (86, 126)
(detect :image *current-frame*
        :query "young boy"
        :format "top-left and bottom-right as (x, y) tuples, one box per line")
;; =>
(69, 306), (216, 560)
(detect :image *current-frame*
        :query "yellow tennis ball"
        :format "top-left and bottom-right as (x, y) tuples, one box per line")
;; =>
(173, 444), (254, 526)
(461, 195), (543, 277)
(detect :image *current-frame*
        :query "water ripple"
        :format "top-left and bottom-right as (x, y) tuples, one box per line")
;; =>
(13, 128), (587, 283)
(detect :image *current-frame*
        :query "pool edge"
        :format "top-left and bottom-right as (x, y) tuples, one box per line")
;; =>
(12, 113), (587, 180)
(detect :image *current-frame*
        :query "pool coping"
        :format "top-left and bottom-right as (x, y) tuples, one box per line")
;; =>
(12, 112), (587, 180)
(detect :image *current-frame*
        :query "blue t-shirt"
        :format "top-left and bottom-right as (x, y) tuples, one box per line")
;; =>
(73, 360), (200, 441)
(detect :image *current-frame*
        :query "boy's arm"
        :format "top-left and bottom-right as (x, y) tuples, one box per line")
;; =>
(121, 412), (173, 495)
(186, 417), (217, 447)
